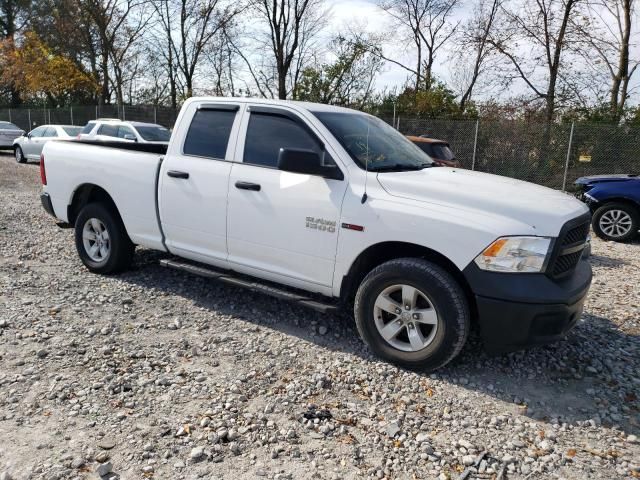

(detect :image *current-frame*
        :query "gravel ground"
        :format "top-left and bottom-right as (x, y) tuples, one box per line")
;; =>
(0, 153), (639, 480)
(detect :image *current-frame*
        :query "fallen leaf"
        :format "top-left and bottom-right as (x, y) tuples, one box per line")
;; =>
(566, 448), (577, 457)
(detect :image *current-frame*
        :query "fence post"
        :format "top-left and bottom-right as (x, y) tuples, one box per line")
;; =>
(95, 105), (98, 120)
(471, 119), (480, 171)
(562, 121), (575, 192)
(397, 117), (401, 131)
(28, 109), (31, 129)
(70, 106), (74, 125)
(154, 106), (157, 124)
(8, 109), (11, 123)
(122, 105), (125, 120)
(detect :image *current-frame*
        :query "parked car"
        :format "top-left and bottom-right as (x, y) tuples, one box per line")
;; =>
(407, 136), (460, 167)
(13, 124), (82, 163)
(40, 98), (591, 371)
(79, 119), (170, 144)
(0, 121), (25, 150)
(575, 174), (640, 242)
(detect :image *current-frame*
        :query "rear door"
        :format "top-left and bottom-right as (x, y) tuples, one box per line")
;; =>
(159, 103), (241, 264)
(226, 105), (347, 290)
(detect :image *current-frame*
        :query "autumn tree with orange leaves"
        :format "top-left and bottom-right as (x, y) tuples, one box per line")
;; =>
(0, 32), (98, 105)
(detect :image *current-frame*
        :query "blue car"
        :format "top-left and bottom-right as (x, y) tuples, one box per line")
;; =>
(574, 174), (640, 242)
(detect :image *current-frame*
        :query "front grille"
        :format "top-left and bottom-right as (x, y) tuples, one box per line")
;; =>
(549, 217), (590, 278)
(562, 222), (590, 247)
(552, 250), (584, 276)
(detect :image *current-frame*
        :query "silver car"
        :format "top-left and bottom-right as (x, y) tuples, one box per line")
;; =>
(0, 121), (25, 149)
(14, 124), (82, 163)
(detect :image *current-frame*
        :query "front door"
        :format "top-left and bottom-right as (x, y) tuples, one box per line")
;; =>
(159, 103), (241, 264)
(227, 105), (347, 290)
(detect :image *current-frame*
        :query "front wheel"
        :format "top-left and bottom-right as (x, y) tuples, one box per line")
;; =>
(354, 258), (470, 371)
(592, 202), (639, 242)
(15, 146), (25, 163)
(74, 203), (134, 274)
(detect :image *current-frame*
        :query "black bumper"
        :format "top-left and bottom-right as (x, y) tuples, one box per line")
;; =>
(40, 193), (56, 218)
(463, 259), (592, 352)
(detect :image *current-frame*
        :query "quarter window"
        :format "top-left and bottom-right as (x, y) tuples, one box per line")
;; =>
(183, 109), (236, 159)
(243, 113), (321, 168)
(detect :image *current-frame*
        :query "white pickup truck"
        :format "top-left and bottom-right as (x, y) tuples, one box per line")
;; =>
(40, 97), (592, 370)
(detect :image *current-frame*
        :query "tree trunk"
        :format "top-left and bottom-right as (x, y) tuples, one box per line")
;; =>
(101, 52), (110, 105)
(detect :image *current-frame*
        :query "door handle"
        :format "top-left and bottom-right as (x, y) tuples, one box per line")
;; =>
(167, 170), (189, 179)
(235, 181), (261, 191)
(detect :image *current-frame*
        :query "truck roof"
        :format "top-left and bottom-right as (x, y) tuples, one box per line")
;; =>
(185, 96), (360, 114)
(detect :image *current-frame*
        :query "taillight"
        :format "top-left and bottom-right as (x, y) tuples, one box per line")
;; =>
(40, 154), (47, 185)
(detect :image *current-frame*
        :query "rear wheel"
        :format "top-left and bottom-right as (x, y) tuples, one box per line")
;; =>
(74, 203), (134, 274)
(354, 258), (470, 371)
(592, 202), (639, 242)
(15, 146), (25, 163)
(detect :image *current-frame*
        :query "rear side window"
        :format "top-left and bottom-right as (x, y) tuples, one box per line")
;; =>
(43, 127), (58, 137)
(243, 113), (321, 168)
(183, 109), (236, 159)
(98, 124), (118, 137)
(81, 122), (96, 134)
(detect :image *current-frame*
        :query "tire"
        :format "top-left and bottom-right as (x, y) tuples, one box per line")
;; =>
(354, 258), (470, 371)
(74, 203), (134, 274)
(15, 146), (25, 163)
(592, 202), (639, 242)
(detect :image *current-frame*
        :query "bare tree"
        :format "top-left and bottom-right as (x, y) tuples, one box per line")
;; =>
(375, 0), (460, 92)
(453, 0), (501, 112)
(81, 0), (148, 105)
(488, 0), (583, 122)
(575, 0), (639, 120)
(252, 0), (327, 99)
(151, 0), (178, 108)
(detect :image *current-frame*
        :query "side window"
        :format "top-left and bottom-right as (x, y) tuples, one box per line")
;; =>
(243, 113), (321, 168)
(98, 124), (118, 137)
(117, 126), (135, 139)
(43, 127), (57, 137)
(29, 127), (46, 137)
(183, 109), (236, 159)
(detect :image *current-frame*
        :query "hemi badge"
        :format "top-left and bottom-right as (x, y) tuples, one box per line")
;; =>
(341, 223), (364, 232)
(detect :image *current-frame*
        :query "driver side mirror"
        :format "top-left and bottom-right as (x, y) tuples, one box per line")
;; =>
(26, 132), (32, 139)
(123, 134), (137, 142)
(277, 148), (343, 180)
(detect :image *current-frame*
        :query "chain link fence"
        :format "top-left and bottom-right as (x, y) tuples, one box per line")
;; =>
(0, 105), (637, 191)
(0, 105), (179, 133)
(387, 116), (640, 191)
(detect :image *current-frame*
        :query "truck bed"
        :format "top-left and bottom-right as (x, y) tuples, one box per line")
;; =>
(42, 139), (166, 251)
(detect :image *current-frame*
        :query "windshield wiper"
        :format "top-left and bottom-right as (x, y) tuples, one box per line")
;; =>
(370, 163), (432, 172)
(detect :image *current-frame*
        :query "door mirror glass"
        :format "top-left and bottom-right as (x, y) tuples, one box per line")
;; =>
(123, 134), (137, 141)
(277, 148), (342, 179)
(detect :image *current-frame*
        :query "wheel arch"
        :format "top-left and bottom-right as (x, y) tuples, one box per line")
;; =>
(592, 196), (640, 213)
(67, 183), (125, 229)
(340, 241), (477, 319)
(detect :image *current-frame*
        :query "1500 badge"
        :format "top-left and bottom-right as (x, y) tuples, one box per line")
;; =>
(306, 217), (336, 233)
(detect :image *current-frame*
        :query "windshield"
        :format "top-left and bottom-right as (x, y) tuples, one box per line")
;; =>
(80, 122), (96, 134)
(136, 125), (171, 142)
(313, 112), (433, 171)
(62, 126), (82, 136)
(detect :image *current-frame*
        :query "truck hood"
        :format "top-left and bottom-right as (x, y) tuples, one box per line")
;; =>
(376, 168), (588, 234)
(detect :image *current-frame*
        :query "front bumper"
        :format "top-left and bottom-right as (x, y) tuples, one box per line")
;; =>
(463, 259), (592, 352)
(40, 193), (56, 218)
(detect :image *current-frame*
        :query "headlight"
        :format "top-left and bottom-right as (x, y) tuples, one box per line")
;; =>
(474, 236), (551, 273)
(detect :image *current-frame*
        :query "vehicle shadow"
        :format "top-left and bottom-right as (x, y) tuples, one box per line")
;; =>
(588, 253), (629, 268)
(118, 248), (640, 437)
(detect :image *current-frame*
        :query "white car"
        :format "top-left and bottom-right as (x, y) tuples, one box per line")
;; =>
(78, 119), (170, 144)
(0, 121), (25, 149)
(13, 124), (82, 163)
(39, 97), (592, 370)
